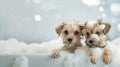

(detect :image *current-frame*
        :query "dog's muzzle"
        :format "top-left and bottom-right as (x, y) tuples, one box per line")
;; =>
(85, 40), (105, 48)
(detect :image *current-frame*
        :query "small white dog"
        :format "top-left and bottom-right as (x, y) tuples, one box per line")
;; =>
(82, 19), (112, 64)
(51, 21), (84, 58)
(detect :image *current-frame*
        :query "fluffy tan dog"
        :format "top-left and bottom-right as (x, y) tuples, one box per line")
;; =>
(51, 22), (84, 58)
(82, 19), (111, 64)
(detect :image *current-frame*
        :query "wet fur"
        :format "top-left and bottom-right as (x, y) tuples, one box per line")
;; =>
(51, 21), (84, 58)
(82, 19), (112, 64)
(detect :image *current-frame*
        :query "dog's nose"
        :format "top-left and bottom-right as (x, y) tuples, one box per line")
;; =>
(89, 40), (93, 44)
(68, 38), (73, 42)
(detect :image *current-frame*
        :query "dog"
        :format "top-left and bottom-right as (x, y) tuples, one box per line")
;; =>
(82, 19), (112, 64)
(51, 21), (84, 58)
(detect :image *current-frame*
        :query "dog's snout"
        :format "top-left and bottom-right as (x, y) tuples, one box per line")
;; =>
(89, 40), (93, 44)
(68, 38), (73, 42)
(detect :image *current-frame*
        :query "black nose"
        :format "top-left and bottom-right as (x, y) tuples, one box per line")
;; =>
(68, 38), (73, 42)
(89, 40), (93, 44)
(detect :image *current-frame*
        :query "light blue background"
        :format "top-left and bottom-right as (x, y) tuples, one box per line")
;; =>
(0, 0), (120, 43)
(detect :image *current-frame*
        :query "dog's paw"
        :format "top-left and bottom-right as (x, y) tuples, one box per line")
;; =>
(103, 55), (111, 64)
(51, 50), (61, 58)
(103, 49), (112, 64)
(91, 56), (97, 64)
(89, 50), (97, 64)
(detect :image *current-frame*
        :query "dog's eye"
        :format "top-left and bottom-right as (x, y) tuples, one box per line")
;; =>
(74, 31), (79, 35)
(86, 32), (89, 36)
(96, 31), (100, 35)
(64, 30), (68, 35)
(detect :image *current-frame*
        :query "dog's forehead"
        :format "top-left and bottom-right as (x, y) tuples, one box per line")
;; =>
(64, 23), (79, 30)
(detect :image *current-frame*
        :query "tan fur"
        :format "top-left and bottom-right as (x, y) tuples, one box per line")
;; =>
(51, 49), (61, 58)
(103, 23), (111, 34)
(103, 49), (112, 64)
(89, 50), (97, 64)
(51, 21), (84, 58)
(56, 22), (66, 35)
(61, 42), (83, 53)
(83, 19), (111, 64)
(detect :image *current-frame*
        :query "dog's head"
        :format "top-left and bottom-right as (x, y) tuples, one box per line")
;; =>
(82, 19), (111, 48)
(56, 22), (84, 47)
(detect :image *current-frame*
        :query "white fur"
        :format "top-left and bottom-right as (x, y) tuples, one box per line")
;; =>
(81, 36), (86, 46)
(66, 23), (78, 30)
(91, 34), (100, 41)
(90, 47), (104, 60)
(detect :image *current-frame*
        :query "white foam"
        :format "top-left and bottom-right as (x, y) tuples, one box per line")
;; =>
(63, 38), (120, 67)
(86, 20), (97, 28)
(0, 37), (120, 67)
(99, 24), (105, 30)
(13, 56), (28, 67)
(0, 38), (64, 54)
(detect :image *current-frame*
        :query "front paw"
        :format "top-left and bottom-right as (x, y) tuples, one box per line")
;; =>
(103, 55), (111, 64)
(91, 56), (97, 64)
(89, 50), (97, 64)
(103, 49), (111, 64)
(51, 50), (61, 58)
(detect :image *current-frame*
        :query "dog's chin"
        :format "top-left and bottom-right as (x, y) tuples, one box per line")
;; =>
(63, 42), (75, 48)
(68, 42), (73, 44)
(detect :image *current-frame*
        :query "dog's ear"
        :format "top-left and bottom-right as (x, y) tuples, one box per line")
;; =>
(79, 24), (84, 31)
(81, 22), (87, 35)
(79, 23), (86, 36)
(56, 22), (66, 35)
(103, 23), (111, 34)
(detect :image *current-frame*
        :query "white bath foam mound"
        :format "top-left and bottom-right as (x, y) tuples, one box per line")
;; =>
(0, 37), (120, 67)
(111, 38), (120, 46)
(37, 38), (64, 53)
(13, 56), (28, 67)
(0, 38), (64, 54)
(62, 38), (120, 67)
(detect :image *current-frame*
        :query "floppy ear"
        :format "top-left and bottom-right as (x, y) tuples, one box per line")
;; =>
(55, 22), (66, 35)
(80, 23), (87, 36)
(103, 23), (111, 34)
(82, 21), (87, 31)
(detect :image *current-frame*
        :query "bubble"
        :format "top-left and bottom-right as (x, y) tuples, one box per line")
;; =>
(99, 6), (104, 12)
(110, 4), (120, 16)
(32, 0), (41, 4)
(82, 0), (100, 6)
(34, 15), (42, 22)
(102, 13), (106, 18)
(117, 24), (120, 31)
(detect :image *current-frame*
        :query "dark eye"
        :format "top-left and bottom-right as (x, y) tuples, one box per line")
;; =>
(86, 32), (89, 37)
(96, 31), (100, 35)
(74, 31), (79, 35)
(64, 30), (68, 35)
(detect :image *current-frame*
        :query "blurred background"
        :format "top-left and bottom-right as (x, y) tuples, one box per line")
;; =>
(0, 0), (120, 43)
